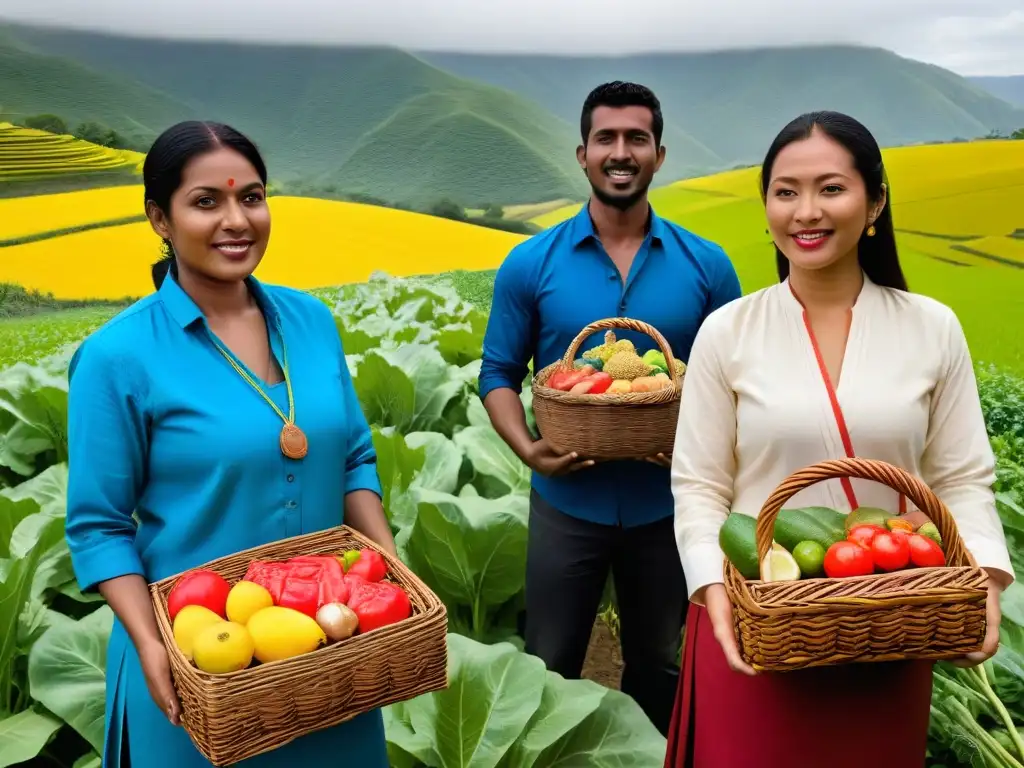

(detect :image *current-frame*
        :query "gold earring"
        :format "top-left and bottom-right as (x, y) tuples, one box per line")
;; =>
(866, 225), (876, 237)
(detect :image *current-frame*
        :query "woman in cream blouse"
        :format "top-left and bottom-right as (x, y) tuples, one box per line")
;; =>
(664, 110), (1013, 768)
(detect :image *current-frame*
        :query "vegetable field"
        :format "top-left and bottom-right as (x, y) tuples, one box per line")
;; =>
(0, 274), (670, 768)
(2, 271), (1024, 767)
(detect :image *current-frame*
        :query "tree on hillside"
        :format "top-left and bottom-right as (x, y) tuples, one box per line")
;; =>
(75, 121), (127, 149)
(24, 114), (68, 135)
(1013, 128), (1024, 140)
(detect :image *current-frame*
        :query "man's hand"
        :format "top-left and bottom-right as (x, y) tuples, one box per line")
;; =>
(644, 453), (671, 468)
(525, 438), (595, 477)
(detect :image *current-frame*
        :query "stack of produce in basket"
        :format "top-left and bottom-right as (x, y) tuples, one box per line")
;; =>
(532, 317), (684, 460)
(721, 458), (991, 673)
(149, 525), (448, 766)
(167, 547), (412, 673)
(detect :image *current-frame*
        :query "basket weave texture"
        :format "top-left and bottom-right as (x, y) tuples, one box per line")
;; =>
(725, 458), (990, 672)
(531, 317), (682, 460)
(149, 525), (449, 766)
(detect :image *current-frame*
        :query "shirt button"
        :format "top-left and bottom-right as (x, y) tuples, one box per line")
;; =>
(286, 500), (297, 509)
(287, 474), (295, 483)
(609, 274), (616, 281)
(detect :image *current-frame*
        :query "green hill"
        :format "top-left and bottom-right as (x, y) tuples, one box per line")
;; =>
(0, 23), (589, 207)
(0, 35), (197, 150)
(419, 46), (1024, 168)
(3, 21), (1022, 206)
(970, 76), (1024, 107)
(332, 88), (587, 206)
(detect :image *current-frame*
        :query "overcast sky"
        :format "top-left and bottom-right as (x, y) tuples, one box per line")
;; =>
(1, 0), (1021, 76)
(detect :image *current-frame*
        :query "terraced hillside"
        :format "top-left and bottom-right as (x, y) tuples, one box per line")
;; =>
(0, 122), (144, 198)
(534, 139), (1024, 371)
(0, 25), (589, 207)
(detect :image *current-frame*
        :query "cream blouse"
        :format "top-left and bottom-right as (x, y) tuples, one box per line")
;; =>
(671, 273), (1014, 601)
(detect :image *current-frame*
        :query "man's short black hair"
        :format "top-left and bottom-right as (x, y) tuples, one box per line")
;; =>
(580, 81), (664, 146)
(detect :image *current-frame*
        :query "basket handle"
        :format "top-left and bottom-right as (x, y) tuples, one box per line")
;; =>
(754, 457), (974, 567)
(561, 317), (681, 386)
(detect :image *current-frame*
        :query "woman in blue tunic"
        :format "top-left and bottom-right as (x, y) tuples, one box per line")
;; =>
(64, 121), (397, 768)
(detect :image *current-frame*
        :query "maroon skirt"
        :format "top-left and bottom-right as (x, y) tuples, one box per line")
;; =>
(664, 603), (934, 768)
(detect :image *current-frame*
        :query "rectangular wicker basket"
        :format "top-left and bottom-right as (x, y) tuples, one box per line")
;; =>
(532, 317), (683, 460)
(725, 458), (990, 673)
(149, 525), (449, 766)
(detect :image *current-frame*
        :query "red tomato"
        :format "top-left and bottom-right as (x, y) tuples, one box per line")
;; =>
(907, 534), (946, 568)
(824, 541), (875, 578)
(167, 569), (232, 621)
(870, 532), (911, 572)
(847, 524), (886, 550)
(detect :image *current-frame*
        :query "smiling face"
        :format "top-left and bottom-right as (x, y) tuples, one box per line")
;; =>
(146, 146), (271, 285)
(577, 105), (665, 210)
(764, 127), (886, 273)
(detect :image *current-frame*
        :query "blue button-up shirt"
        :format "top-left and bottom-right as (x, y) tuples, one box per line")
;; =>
(478, 203), (742, 528)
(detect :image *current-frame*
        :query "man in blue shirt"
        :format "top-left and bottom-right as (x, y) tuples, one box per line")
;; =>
(478, 81), (741, 735)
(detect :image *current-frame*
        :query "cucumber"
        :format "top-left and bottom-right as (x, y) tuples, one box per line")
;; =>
(772, 508), (846, 553)
(719, 513), (759, 579)
(798, 506), (847, 542)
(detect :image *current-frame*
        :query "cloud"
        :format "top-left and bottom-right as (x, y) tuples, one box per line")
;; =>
(1, 0), (1020, 75)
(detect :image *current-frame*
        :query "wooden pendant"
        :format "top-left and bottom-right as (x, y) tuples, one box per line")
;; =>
(280, 423), (308, 460)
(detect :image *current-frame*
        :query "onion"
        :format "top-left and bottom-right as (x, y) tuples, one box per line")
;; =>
(316, 602), (359, 642)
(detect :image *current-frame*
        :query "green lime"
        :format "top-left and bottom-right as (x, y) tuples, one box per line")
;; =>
(792, 540), (826, 577)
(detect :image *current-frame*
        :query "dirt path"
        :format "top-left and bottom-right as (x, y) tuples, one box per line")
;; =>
(580, 618), (623, 689)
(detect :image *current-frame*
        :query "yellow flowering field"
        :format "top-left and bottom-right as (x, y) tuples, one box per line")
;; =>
(532, 139), (1024, 253)
(0, 184), (146, 240)
(0, 196), (527, 300)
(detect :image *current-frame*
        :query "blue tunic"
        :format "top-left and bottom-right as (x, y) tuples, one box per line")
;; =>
(65, 273), (389, 767)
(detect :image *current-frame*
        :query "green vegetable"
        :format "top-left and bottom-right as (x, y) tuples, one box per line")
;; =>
(576, 356), (603, 371)
(917, 521), (943, 547)
(642, 349), (667, 372)
(340, 549), (362, 572)
(719, 513), (760, 579)
(772, 507), (846, 553)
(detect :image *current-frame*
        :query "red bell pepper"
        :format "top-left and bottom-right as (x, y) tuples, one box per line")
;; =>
(288, 555), (351, 605)
(340, 548), (388, 582)
(346, 579), (412, 633)
(243, 560), (291, 603)
(547, 366), (593, 391)
(243, 556), (351, 619)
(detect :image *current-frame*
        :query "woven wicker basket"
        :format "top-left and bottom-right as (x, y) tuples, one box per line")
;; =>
(725, 457), (990, 673)
(532, 317), (682, 460)
(149, 525), (448, 766)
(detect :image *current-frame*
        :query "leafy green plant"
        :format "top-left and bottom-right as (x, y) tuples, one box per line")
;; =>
(0, 272), (666, 767)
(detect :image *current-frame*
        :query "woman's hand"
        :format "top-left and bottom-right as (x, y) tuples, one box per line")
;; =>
(138, 638), (181, 725)
(702, 583), (758, 676)
(953, 573), (1005, 668)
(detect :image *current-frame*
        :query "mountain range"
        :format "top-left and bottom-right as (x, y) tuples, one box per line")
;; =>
(1, 21), (1022, 208)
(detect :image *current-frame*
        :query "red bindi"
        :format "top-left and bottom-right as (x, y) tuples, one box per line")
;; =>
(227, 178), (235, 187)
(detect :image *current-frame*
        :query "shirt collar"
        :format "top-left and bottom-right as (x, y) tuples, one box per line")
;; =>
(159, 266), (282, 330)
(569, 201), (665, 249)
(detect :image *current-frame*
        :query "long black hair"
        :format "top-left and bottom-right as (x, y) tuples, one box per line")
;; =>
(759, 110), (908, 291)
(143, 121), (268, 289)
